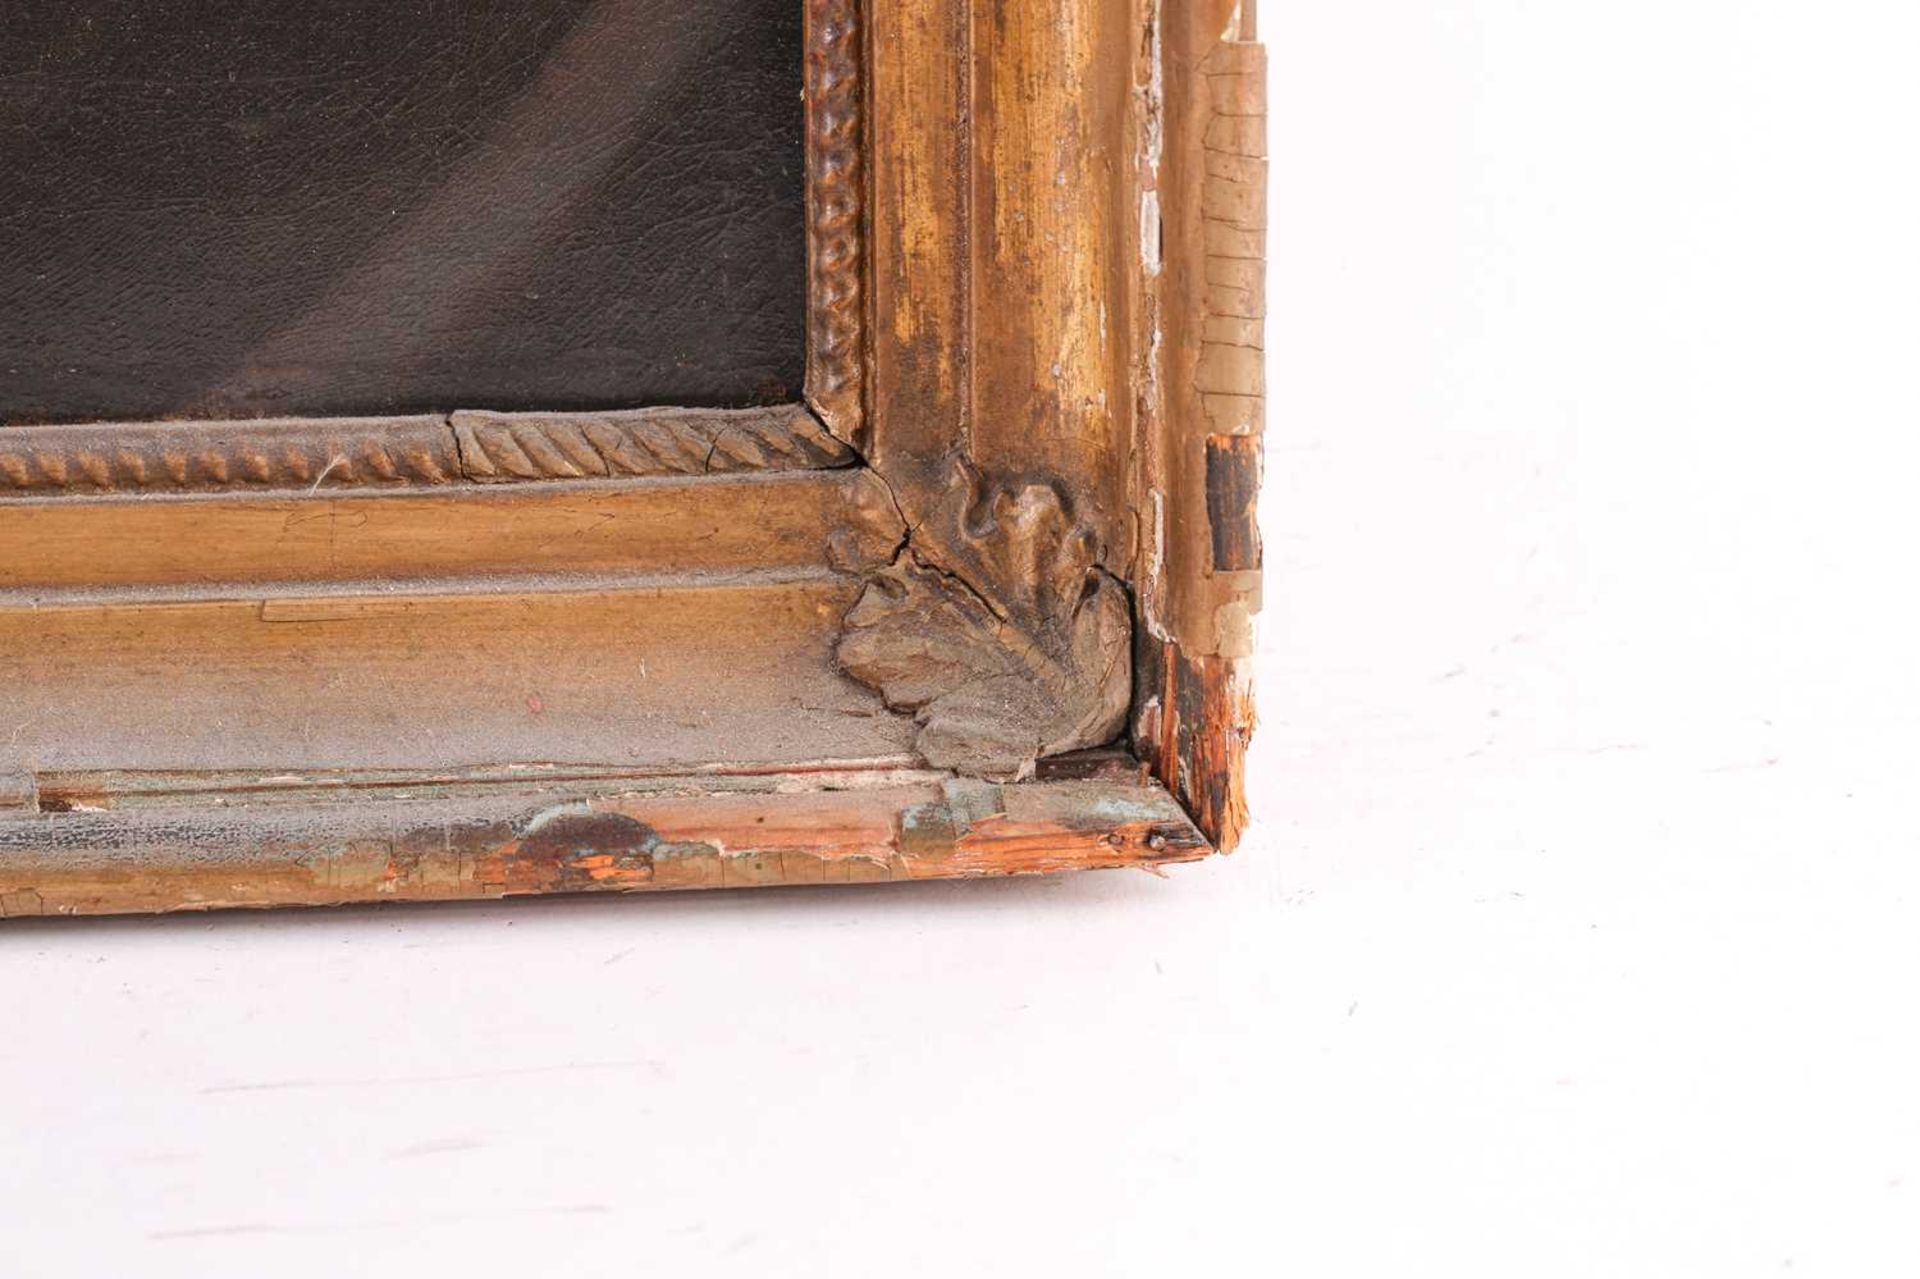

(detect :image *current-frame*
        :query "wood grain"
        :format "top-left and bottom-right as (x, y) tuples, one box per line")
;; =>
(851, 0), (1155, 782)
(451, 405), (851, 481)
(868, 0), (1132, 549)
(0, 470), (896, 594)
(0, 777), (1208, 918)
(964, 0), (1135, 556)
(803, 0), (866, 444)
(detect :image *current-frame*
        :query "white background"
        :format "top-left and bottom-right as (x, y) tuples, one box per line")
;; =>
(6, 2), (1920, 1274)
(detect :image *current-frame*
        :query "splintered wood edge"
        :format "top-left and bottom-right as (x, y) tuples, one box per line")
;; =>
(1131, 4), (1265, 851)
(834, 456), (1132, 784)
(0, 777), (1209, 918)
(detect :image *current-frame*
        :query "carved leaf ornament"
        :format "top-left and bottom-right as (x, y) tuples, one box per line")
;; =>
(837, 459), (1132, 780)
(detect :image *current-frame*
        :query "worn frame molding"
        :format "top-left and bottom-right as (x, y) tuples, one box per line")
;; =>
(0, 0), (1263, 916)
(0, 405), (853, 495)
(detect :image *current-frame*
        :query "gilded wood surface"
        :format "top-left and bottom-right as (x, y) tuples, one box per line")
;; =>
(0, 471), (892, 593)
(0, 0), (1264, 911)
(803, 0), (866, 443)
(0, 415), (458, 494)
(2, 1), (867, 495)
(0, 405), (850, 496)
(853, 0), (1151, 784)
(452, 406), (852, 481)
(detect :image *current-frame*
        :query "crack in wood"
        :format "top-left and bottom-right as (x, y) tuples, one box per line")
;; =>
(836, 456), (1132, 781)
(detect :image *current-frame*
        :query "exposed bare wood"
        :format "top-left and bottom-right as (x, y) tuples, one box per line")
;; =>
(32, 762), (951, 811)
(837, 457), (1130, 780)
(1138, 642), (1255, 852)
(0, 777), (1209, 917)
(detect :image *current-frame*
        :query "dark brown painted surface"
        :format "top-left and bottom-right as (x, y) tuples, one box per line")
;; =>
(0, 0), (804, 423)
(1205, 433), (1264, 572)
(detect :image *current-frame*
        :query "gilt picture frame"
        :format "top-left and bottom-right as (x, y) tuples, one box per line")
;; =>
(0, 0), (1263, 916)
